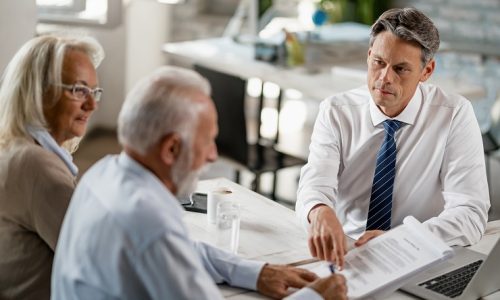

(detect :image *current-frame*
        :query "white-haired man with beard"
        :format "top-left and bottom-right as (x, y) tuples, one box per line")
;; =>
(51, 66), (347, 300)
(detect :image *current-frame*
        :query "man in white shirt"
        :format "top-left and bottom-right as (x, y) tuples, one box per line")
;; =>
(52, 66), (347, 300)
(296, 7), (490, 269)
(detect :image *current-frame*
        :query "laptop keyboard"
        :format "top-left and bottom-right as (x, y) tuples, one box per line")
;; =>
(418, 259), (483, 298)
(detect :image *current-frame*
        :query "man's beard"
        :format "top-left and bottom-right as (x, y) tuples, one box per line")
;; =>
(171, 148), (207, 199)
(175, 168), (202, 200)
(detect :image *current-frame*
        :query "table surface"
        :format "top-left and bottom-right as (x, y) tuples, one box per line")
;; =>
(185, 178), (500, 299)
(163, 37), (486, 101)
(184, 178), (311, 265)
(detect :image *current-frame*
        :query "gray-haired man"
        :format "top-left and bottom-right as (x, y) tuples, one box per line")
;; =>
(52, 66), (347, 300)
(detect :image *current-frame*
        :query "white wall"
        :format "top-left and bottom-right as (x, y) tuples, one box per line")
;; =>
(0, 0), (37, 73)
(125, 0), (171, 92)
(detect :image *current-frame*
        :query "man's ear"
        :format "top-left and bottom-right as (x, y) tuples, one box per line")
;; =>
(419, 59), (435, 82)
(159, 133), (182, 166)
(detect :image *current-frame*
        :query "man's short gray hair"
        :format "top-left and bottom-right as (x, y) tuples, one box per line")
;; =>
(118, 66), (211, 155)
(369, 7), (440, 66)
(0, 33), (104, 149)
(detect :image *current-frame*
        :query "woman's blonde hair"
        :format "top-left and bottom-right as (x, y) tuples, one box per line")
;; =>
(0, 33), (104, 152)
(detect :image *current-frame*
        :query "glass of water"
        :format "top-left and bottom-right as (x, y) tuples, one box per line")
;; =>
(215, 200), (240, 254)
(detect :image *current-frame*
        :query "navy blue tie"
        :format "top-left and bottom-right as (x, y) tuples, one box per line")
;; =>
(366, 120), (402, 231)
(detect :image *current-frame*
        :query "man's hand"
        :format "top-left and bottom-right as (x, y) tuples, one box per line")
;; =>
(256, 264), (318, 299)
(307, 274), (348, 300)
(308, 205), (347, 269)
(354, 230), (385, 247)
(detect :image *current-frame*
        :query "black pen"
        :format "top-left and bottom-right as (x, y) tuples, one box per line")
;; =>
(329, 264), (336, 274)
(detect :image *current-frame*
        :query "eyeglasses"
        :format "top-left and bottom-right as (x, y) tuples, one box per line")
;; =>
(58, 83), (104, 102)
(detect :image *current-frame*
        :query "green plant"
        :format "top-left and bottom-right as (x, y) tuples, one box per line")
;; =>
(318, 0), (391, 25)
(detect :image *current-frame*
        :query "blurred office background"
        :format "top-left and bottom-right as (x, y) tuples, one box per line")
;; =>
(1, 0), (499, 219)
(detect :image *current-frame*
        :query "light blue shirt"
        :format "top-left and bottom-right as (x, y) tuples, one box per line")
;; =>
(52, 153), (320, 300)
(27, 125), (78, 176)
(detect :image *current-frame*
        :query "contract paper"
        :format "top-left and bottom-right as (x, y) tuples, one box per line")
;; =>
(304, 216), (453, 299)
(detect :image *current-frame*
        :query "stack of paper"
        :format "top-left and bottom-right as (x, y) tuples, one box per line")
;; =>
(303, 216), (453, 299)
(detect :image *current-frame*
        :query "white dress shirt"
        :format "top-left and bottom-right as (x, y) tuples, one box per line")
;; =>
(52, 153), (321, 300)
(297, 83), (490, 246)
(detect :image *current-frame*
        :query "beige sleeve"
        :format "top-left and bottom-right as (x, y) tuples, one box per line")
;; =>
(26, 150), (76, 250)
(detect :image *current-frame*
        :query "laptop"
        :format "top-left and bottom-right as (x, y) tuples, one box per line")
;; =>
(401, 237), (500, 299)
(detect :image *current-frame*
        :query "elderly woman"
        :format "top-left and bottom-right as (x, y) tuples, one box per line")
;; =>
(0, 34), (104, 299)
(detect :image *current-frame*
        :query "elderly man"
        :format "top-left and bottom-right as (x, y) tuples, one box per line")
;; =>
(296, 7), (490, 269)
(51, 66), (347, 300)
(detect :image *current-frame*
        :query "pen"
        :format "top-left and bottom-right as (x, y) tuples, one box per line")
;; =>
(329, 264), (336, 274)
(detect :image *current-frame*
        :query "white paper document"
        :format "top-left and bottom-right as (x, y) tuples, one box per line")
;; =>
(303, 216), (453, 299)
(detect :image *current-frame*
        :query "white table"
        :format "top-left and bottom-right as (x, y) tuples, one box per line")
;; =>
(186, 178), (500, 299)
(163, 37), (485, 101)
(184, 178), (311, 265)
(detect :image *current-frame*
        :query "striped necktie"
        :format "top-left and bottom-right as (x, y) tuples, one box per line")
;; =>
(366, 120), (402, 231)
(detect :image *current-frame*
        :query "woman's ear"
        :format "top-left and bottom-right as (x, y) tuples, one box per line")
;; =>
(159, 133), (182, 166)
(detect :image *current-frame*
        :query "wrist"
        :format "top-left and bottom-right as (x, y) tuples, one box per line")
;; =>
(307, 204), (327, 223)
(256, 263), (270, 291)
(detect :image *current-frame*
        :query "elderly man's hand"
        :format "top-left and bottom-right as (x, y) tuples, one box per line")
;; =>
(256, 264), (318, 299)
(354, 230), (385, 247)
(308, 205), (347, 269)
(308, 274), (348, 300)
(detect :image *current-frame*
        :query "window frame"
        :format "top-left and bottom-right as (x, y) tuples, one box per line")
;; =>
(37, 0), (86, 14)
(37, 0), (121, 28)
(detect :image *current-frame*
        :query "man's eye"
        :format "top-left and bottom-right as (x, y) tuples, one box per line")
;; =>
(395, 67), (409, 74)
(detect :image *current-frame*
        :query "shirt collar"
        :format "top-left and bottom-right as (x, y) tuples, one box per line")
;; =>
(117, 151), (177, 200)
(369, 83), (422, 127)
(27, 125), (78, 176)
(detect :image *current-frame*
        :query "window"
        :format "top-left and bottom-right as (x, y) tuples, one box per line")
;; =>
(37, 0), (86, 13)
(37, 0), (120, 27)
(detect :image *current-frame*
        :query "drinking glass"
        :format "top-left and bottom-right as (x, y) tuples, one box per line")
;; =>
(215, 200), (240, 254)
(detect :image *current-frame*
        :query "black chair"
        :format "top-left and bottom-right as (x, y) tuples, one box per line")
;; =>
(194, 64), (306, 200)
(482, 99), (500, 191)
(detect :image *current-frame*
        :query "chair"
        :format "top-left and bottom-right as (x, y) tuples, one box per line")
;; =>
(470, 70), (499, 189)
(194, 64), (306, 200)
(482, 94), (500, 221)
(482, 94), (500, 185)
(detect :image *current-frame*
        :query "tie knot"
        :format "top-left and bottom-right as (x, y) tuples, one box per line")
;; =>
(383, 120), (401, 135)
